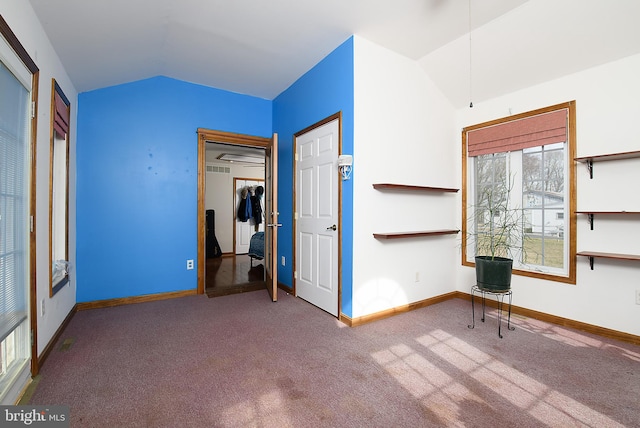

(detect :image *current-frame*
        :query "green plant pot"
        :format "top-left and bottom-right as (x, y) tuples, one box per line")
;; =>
(475, 256), (513, 291)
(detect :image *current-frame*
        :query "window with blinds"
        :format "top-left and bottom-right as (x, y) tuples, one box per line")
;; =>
(0, 59), (30, 401)
(0, 15), (35, 403)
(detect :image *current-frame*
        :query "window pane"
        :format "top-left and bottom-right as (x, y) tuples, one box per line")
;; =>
(51, 131), (68, 285)
(473, 153), (521, 259)
(524, 233), (565, 269)
(520, 144), (566, 271)
(544, 149), (565, 193)
(0, 61), (29, 340)
(523, 151), (542, 182)
(471, 145), (566, 273)
(475, 153), (506, 185)
(464, 104), (574, 283)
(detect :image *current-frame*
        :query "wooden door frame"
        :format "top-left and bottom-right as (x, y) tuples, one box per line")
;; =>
(292, 112), (342, 317)
(264, 134), (278, 301)
(197, 128), (270, 294)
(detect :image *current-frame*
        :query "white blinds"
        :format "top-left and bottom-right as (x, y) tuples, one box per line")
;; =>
(0, 61), (29, 343)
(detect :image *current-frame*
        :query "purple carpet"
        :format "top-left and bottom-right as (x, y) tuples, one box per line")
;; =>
(29, 291), (640, 427)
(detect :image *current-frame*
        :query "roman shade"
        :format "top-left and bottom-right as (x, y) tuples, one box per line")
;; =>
(53, 85), (69, 137)
(467, 109), (567, 157)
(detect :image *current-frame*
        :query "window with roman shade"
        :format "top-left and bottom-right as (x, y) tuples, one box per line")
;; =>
(462, 102), (576, 284)
(49, 79), (70, 296)
(53, 84), (69, 137)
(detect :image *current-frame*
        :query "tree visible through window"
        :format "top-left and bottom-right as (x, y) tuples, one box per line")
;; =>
(522, 143), (566, 269)
(462, 102), (576, 284)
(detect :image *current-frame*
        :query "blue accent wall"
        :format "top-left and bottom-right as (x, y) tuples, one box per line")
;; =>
(272, 37), (354, 317)
(76, 76), (271, 302)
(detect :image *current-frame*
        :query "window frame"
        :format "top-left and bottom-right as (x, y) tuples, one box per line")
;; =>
(461, 101), (577, 284)
(0, 13), (40, 391)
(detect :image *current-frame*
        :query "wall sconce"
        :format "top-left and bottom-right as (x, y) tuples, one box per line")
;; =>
(338, 154), (353, 180)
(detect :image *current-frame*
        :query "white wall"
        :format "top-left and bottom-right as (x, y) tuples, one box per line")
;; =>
(1, 0), (78, 389)
(353, 34), (640, 337)
(454, 53), (640, 336)
(352, 36), (458, 318)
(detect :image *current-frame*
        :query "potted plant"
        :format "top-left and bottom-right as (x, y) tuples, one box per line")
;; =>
(466, 174), (529, 291)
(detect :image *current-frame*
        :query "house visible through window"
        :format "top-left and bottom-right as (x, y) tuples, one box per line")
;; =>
(462, 102), (576, 284)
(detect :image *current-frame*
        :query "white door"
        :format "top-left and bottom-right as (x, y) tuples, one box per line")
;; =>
(295, 118), (339, 316)
(235, 178), (264, 254)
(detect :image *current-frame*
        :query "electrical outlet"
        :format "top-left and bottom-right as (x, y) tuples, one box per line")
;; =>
(281, 256), (286, 266)
(40, 299), (45, 317)
(186, 259), (194, 270)
(636, 290), (640, 305)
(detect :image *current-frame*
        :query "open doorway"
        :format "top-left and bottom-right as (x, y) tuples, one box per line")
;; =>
(205, 174), (266, 297)
(196, 129), (270, 297)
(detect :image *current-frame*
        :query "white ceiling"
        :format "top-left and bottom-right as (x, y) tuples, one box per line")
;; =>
(28, 0), (640, 109)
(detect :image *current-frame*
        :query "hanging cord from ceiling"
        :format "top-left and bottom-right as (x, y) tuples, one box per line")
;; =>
(468, 0), (473, 108)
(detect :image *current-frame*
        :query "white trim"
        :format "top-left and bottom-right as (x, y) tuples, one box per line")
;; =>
(0, 360), (29, 405)
(0, 36), (31, 91)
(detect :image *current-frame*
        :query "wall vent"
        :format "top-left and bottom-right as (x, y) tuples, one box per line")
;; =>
(206, 165), (230, 174)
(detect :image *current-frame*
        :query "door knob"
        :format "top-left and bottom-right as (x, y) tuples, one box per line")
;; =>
(327, 224), (337, 231)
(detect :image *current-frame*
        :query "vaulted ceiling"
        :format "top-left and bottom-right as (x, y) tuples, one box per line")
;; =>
(28, 0), (640, 108)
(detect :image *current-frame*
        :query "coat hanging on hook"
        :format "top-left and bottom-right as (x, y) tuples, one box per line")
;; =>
(251, 185), (264, 225)
(237, 186), (253, 222)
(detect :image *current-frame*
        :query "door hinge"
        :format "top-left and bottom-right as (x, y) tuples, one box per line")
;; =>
(31, 329), (34, 347)
(293, 271), (297, 279)
(30, 215), (34, 233)
(294, 212), (298, 220)
(294, 153), (298, 161)
(31, 101), (36, 118)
